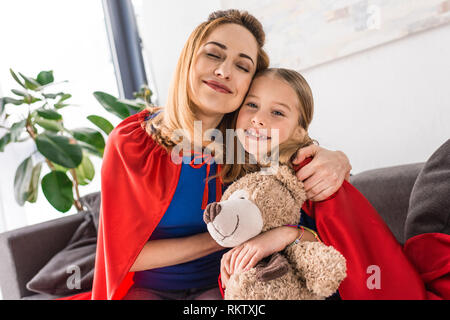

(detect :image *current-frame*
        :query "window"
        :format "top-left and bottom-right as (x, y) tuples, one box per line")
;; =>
(0, 0), (119, 229)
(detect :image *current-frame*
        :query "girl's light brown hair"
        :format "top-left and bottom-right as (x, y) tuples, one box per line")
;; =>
(219, 68), (316, 184)
(144, 9), (269, 149)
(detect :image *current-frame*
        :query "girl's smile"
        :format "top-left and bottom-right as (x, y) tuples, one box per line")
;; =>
(243, 128), (271, 141)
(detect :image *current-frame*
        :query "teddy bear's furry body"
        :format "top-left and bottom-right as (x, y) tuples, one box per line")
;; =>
(204, 165), (347, 300)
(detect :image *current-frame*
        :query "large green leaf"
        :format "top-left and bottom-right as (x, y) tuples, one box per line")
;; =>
(34, 116), (63, 132)
(93, 91), (130, 119)
(36, 71), (54, 86)
(13, 156), (41, 205)
(41, 171), (73, 212)
(35, 132), (83, 168)
(36, 108), (62, 120)
(86, 115), (114, 135)
(75, 153), (95, 186)
(71, 127), (105, 150)
(117, 98), (145, 111)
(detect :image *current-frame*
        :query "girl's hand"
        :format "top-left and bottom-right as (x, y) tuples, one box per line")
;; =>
(292, 145), (351, 201)
(220, 227), (299, 288)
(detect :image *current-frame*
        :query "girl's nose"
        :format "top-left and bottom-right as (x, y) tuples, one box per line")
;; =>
(251, 115), (265, 127)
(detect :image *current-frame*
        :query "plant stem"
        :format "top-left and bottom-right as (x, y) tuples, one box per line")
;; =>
(70, 169), (83, 212)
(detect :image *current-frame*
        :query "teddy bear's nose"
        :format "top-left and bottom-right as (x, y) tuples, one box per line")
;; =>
(203, 202), (222, 224)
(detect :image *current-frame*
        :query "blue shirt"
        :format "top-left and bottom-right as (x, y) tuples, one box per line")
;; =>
(133, 155), (227, 290)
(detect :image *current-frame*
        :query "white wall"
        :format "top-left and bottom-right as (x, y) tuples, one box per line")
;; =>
(303, 24), (450, 173)
(138, 2), (450, 173)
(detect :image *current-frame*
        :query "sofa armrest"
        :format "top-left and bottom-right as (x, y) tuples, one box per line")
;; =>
(350, 163), (424, 245)
(0, 212), (86, 300)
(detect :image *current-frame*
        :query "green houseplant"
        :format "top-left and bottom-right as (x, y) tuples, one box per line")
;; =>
(0, 69), (152, 213)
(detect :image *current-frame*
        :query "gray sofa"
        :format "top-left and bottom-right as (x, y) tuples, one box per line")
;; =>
(0, 163), (425, 300)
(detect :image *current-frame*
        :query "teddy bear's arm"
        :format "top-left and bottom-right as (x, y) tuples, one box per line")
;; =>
(254, 252), (290, 282)
(285, 241), (347, 298)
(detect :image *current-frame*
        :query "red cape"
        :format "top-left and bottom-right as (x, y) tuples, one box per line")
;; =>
(297, 161), (450, 299)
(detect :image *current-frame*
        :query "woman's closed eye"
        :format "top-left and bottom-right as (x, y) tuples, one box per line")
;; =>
(207, 53), (221, 59)
(236, 64), (249, 73)
(207, 53), (249, 72)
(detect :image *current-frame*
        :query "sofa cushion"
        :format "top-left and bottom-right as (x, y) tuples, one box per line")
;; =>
(350, 163), (423, 244)
(80, 191), (101, 231)
(25, 211), (97, 296)
(405, 139), (450, 240)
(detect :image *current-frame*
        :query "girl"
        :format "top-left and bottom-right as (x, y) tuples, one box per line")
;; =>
(63, 10), (352, 300)
(219, 68), (431, 299)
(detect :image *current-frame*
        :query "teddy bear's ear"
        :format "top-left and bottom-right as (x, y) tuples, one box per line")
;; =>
(269, 165), (307, 206)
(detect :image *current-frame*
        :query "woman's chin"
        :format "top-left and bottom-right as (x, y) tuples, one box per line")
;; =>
(196, 94), (239, 115)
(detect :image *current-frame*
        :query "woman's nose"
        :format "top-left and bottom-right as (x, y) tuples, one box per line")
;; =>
(214, 61), (231, 80)
(203, 202), (222, 224)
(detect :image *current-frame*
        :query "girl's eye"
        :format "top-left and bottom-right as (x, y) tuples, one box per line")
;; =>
(246, 102), (258, 108)
(272, 110), (285, 117)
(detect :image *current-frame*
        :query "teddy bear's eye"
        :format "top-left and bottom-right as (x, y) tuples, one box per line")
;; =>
(239, 196), (245, 199)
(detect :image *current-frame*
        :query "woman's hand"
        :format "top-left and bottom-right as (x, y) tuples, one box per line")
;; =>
(220, 226), (299, 288)
(292, 145), (351, 201)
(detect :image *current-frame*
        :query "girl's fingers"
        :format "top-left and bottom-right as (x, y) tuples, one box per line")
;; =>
(221, 252), (231, 275)
(232, 246), (250, 274)
(236, 248), (255, 272)
(220, 264), (229, 289)
(229, 246), (244, 274)
(243, 252), (262, 271)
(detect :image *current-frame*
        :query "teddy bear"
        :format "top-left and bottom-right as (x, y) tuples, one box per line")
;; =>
(203, 165), (347, 300)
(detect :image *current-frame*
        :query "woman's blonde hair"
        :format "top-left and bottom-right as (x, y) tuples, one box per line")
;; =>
(144, 9), (269, 149)
(219, 68), (316, 184)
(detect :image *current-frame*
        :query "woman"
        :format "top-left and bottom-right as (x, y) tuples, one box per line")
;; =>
(90, 9), (350, 300)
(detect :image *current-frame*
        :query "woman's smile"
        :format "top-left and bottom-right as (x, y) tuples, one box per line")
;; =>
(203, 80), (232, 94)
